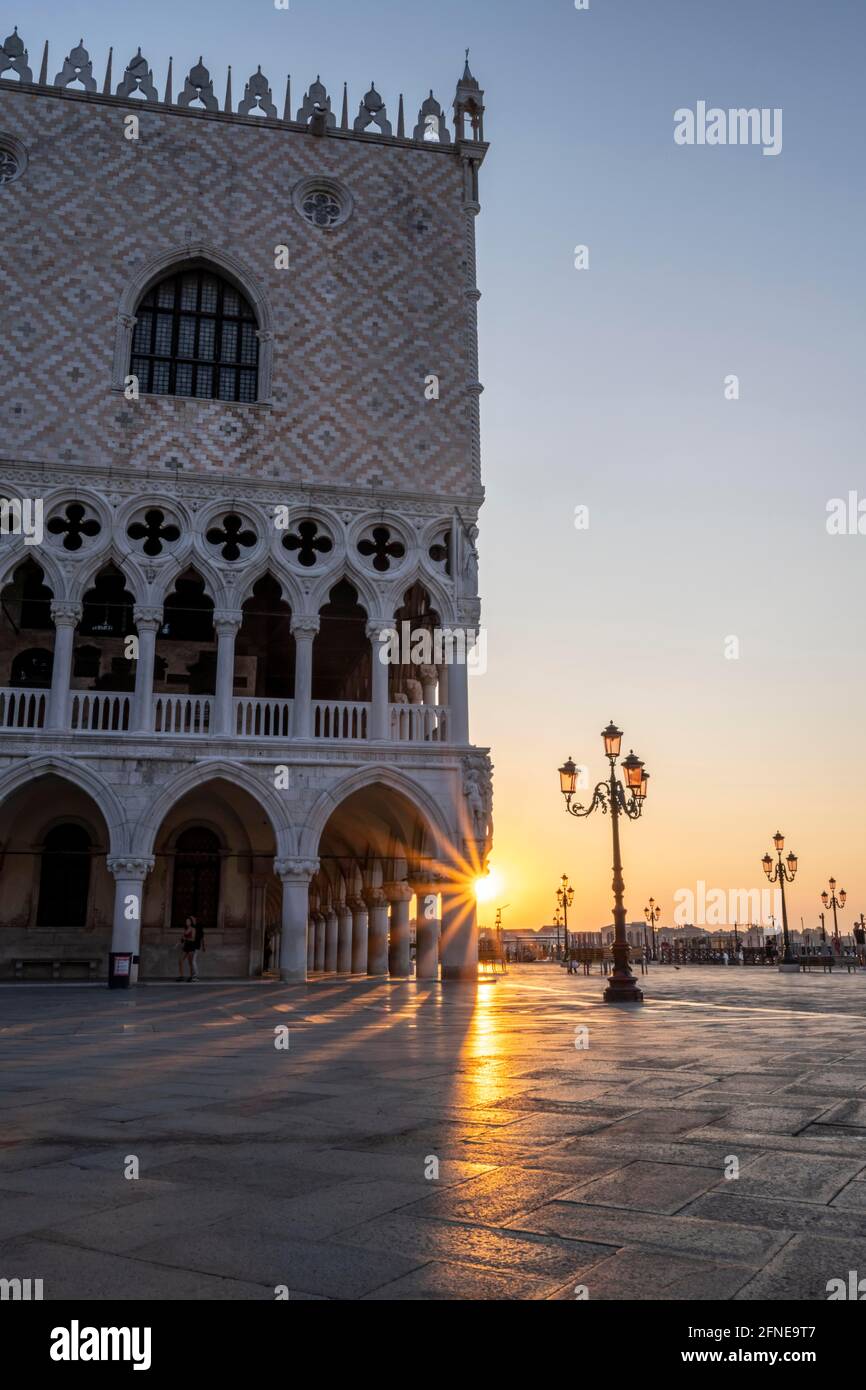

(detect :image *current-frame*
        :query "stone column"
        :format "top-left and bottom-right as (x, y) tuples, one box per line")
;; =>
(132, 606), (162, 734)
(46, 601), (81, 731)
(414, 887), (441, 980)
(324, 905), (339, 973)
(419, 664), (438, 705)
(350, 897), (369, 974)
(306, 918), (316, 973)
(291, 615), (319, 739)
(313, 911), (326, 973)
(367, 621), (391, 741)
(440, 885), (478, 981)
(274, 858), (318, 983)
(213, 612), (241, 737)
(107, 856), (155, 986)
(247, 874), (268, 977)
(385, 881), (413, 978)
(448, 649), (470, 745)
(336, 902), (353, 974)
(364, 888), (389, 976)
(438, 662), (450, 707)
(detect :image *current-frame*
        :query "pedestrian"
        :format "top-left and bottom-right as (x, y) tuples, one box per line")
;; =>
(177, 916), (196, 982)
(639, 946), (648, 976)
(190, 914), (206, 980)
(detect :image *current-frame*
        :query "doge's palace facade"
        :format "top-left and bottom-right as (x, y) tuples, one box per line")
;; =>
(0, 27), (492, 985)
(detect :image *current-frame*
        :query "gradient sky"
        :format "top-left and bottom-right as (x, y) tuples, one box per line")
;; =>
(16, 0), (866, 936)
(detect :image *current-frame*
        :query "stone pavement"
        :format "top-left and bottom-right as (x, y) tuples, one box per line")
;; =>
(1, 964), (865, 1300)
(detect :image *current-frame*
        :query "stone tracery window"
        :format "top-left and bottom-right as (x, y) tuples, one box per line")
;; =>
(357, 526), (405, 573)
(46, 502), (102, 552)
(301, 188), (342, 227)
(206, 513), (257, 562)
(282, 519), (333, 568)
(0, 145), (20, 184)
(130, 269), (259, 403)
(126, 508), (181, 557)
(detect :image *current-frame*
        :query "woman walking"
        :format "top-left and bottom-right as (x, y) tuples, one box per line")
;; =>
(177, 916), (196, 981)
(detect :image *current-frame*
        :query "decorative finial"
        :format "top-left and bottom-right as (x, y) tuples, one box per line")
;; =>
(164, 55), (173, 104)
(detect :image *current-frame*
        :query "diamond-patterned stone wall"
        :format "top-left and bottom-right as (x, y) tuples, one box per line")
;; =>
(0, 86), (481, 499)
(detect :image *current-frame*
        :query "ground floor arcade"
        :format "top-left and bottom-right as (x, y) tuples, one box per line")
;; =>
(0, 757), (485, 985)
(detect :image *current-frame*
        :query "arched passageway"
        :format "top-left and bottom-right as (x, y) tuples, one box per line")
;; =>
(0, 773), (113, 978)
(144, 777), (280, 978)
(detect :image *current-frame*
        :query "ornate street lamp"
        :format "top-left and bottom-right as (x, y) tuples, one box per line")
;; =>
(644, 897), (661, 961)
(556, 873), (575, 962)
(558, 722), (649, 1004)
(762, 831), (799, 968)
(552, 907), (563, 960)
(820, 878), (846, 944)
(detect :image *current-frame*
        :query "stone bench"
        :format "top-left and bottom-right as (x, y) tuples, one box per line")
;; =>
(14, 958), (100, 981)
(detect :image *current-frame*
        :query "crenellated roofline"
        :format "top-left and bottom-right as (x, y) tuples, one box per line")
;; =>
(0, 28), (488, 158)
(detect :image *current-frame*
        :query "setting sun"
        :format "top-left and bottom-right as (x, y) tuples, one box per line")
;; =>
(475, 867), (503, 904)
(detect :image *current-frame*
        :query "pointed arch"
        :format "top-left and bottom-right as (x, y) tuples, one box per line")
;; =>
(299, 762), (453, 861)
(0, 756), (128, 855)
(134, 760), (294, 859)
(112, 243), (275, 402)
(67, 549), (146, 606)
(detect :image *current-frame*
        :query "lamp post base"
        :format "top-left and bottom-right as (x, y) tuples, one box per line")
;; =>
(604, 976), (644, 1004)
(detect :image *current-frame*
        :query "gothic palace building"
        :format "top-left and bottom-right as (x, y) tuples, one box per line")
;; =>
(0, 27), (492, 985)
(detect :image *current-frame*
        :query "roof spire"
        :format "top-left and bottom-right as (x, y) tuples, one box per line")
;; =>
(283, 73), (291, 121)
(341, 81), (348, 130)
(38, 39), (48, 84)
(224, 63), (232, 112)
(397, 93), (405, 138)
(163, 55), (173, 104)
(102, 45), (113, 96)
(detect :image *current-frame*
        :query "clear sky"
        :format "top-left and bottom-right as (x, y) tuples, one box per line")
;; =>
(16, 0), (866, 938)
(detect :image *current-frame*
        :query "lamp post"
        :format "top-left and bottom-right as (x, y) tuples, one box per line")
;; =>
(819, 911), (827, 944)
(558, 721), (648, 1004)
(820, 879), (846, 945)
(644, 898), (661, 961)
(761, 832), (799, 970)
(552, 908), (563, 961)
(557, 874), (574, 965)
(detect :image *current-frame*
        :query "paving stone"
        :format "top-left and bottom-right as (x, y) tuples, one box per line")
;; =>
(130, 1224), (425, 1298)
(558, 1161), (722, 1214)
(340, 1211), (617, 1277)
(403, 1166), (579, 1225)
(733, 1233), (866, 1301)
(549, 1247), (756, 1301)
(509, 1203), (790, 1265)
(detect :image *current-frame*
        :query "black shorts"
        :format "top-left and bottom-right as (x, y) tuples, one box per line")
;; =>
(182, 942), (196, 954)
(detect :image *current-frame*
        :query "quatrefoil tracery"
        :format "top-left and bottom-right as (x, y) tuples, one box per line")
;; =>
(205, 513), (257, 562)
(358, 526), (405, 573)
(282, 519), (334, 568)
(127, 509), (181, 557)
(46, 503), (102, 552)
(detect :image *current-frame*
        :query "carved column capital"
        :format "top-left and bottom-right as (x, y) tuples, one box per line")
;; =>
(274, 857), (320, 883)
(383, 881), (414, 904)
(50, 601), (82, 628)
(213, 611), (243, 635)
(290, 615), (320, 639)
(107, 856), (155, 880)
(133, 605), (164, 631)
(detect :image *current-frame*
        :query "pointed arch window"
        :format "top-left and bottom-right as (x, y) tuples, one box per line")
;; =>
(130, 269), (259, 402)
